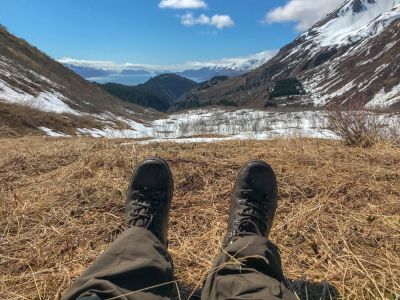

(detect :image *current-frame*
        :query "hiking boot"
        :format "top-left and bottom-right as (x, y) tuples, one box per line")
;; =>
(126, 157), (173, 246)
(223, 160), (278, 247)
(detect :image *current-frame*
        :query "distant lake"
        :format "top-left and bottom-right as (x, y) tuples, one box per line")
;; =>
(87, 74), (153, 86)
(87, 74), (203, 85)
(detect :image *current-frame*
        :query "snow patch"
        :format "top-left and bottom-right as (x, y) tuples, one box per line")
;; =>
(330, 80), (356, 97)
(75, 109), (336, 142)
(375, 63), (390, 74)
(0, 79), (78, 114)
(39, 127), (69, 137)
(366, 83), (400, 108)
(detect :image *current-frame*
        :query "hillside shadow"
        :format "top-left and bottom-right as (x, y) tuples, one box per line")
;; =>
(177, 285), (201, 300)
(175, 279), (340, 300)
(287, 279), (340, 300)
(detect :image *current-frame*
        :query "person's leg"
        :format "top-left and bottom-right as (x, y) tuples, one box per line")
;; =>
(62, 227), (174, 300)
(63, 158), (175, 300)
(202, 235), (295, 300)
(201, 161), (296, 300)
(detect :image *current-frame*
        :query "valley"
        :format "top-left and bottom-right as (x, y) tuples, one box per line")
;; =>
(1, 0), (400, 299)
(2, 0), (400, 140)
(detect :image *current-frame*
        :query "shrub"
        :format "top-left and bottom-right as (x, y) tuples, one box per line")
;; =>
(210, 76), (229, 82)
(217, 99), (238, 107)
(269, 78), (305, 99)
(326, 107), (400, 147)
(173, 99), (210, 110)
(314, 48), (338, 67)
(264, 101), (277, 108)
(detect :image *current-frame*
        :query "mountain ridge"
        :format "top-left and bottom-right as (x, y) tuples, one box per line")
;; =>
(176, 0), (400, 110)
(98, 73), (197, 111)
(61, 51), (276, 83)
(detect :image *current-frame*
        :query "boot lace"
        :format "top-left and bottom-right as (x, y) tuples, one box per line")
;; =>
(235, 189), (268, 235)
(128, 188), (164, 228)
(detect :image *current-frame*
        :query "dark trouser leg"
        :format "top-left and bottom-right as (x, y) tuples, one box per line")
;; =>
(201, 235), (296, 300)
(62, 227), (174, 300)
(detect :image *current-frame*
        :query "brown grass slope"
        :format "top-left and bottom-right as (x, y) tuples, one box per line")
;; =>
(0, 138), (399, 299)
(0, 102), (108, 137)
(0, 27), (152, 116)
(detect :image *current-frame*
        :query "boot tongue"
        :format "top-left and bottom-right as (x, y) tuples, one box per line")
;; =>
(237, 220), (261, 235)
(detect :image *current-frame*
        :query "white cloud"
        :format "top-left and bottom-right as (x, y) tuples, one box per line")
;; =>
(210, 15), (235, 29)
(265, 0), (343, 31)
(181, 13), (210, 26)
(59, 57), (170, 73)
(58, 50), (277, 73)
(181, 13), (235, 29)
(185, 50), (277, 69)
(159, 0), (207, 9)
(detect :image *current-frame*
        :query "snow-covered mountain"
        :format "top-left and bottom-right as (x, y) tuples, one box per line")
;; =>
(177, 0), (400, 110)
(177, 51), (275, 81)
(62, 51), (276, 84)
(309, 0), (400, 47)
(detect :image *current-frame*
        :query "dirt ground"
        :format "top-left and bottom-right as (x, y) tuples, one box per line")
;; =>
(1, 137), (399, 299)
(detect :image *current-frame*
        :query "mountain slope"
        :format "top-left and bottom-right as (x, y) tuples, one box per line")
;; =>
(98, 74), (197, 111)
(177, 0), (400, 110)
(0, 26), (159, 136)
(143, 74), (198, 101)
(0, 26), (144, 115)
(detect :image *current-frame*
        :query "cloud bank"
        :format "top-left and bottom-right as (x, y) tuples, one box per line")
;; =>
(159, 0), (207, 9)
(265, 0), (343, 31)
(58, 50), (277, 73)
(181, 13), (235, 29)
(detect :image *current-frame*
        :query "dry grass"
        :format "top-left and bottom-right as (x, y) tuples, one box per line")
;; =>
(0, 102), (155, 138)
(0, 137), (399, 299)
(326, 108), (400, 148)
(0, 102), (106, 137)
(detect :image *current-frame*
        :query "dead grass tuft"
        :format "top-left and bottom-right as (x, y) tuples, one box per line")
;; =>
(0, 137), (399, 299)
(326, 107), (400, 147)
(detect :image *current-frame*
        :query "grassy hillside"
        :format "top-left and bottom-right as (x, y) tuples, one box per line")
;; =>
(0, 102), (114, 137)
(0, 26), (147, 116)
(99, 74), (197, 112)
(1, 137), (399, 299)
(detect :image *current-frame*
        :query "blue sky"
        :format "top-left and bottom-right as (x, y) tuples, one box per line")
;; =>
(0, 0), (343, 66)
